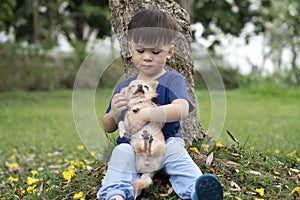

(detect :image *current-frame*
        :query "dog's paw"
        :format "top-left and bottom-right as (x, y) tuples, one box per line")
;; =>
(142, 130), (150, 140)
(149, 135), (153, 144)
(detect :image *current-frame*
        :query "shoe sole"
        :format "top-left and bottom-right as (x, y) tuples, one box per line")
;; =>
(194, 174), (223, 200)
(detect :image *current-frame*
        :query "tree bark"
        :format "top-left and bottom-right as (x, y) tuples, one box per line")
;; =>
(31, 0), (39, 44)
(180, 0), (194, 18)
(109, 0), (207, 146)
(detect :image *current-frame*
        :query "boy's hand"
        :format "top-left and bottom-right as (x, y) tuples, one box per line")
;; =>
(111, 93), (128, 123)
(127, 107), (150, 134)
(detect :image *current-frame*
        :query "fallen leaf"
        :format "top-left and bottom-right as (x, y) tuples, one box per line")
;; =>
(225, 161), (240, 167)
(230, 181), (241, 191)
(248, 170), (261, 176)
(226, 130), (240, 145)
(290, 168), (299, 173)
(206, 152), (214, 168)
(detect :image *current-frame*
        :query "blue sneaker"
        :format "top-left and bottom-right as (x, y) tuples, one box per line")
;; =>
(193, 174), (223, 200)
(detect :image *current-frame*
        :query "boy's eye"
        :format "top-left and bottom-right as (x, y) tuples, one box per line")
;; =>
(152, 51), (161, 55)
(136, 49), (144, 53)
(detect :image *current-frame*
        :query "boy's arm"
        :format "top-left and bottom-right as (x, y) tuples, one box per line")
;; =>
(102, 111), (118, 133)
(102, 93), (128, 133)
(148, 98), (189, 122)
(126, 98), (189, 133)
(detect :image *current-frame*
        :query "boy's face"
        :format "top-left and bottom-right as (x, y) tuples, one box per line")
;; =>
(129, 42), (174, 77)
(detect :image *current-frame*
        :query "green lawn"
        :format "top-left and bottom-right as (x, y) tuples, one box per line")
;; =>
(196, 85), (300, 154)
(0, 86), (299, 156)
(0, 86), (299, 199)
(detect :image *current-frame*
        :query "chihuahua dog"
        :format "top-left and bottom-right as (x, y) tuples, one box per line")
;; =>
(118, 80), (166, 199)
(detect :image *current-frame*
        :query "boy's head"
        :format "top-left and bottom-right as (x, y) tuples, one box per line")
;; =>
(128, 9), (178, 47)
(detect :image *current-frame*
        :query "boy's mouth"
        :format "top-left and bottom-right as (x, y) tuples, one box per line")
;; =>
(142, 64), (152, 68)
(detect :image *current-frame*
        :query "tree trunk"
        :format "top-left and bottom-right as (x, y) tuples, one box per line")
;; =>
(108, 0), (207, 146)
(31, 0), (39, 44)
(180, 0), (194, 18)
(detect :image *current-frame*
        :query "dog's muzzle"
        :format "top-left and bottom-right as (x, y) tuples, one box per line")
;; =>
(134, 84), (145, 95)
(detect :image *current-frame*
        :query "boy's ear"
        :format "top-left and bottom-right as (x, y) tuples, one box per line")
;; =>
(167, 45), (174, 59)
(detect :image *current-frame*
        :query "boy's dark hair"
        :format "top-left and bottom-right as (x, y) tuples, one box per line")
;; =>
(128, 9), (178, 46)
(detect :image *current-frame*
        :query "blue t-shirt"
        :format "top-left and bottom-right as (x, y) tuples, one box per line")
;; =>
(106, 71), (194, 144)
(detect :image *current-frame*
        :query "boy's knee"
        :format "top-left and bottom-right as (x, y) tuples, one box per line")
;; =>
(163, 137), (188, 164)
(112, 143), (134, 156)
(109, 143), (136, 173)
(165, 137), (185, 152)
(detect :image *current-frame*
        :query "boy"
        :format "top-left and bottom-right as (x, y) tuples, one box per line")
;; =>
(97, 9), (223, 200)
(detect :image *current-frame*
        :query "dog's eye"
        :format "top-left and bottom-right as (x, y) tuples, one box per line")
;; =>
(144, 85), (149, 90)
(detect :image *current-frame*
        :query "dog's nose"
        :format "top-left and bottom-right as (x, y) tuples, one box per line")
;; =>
(138, 84), (142, 88)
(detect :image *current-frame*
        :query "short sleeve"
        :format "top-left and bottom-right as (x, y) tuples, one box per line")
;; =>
(167, 74), (194, 112)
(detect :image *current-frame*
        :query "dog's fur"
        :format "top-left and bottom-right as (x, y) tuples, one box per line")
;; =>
(118, 80), (166, 199)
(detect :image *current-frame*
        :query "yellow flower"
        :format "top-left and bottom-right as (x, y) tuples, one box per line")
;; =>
(27, 177), (40, 185)
(63, 169), (75, 182)
(47, 152), (53, 157)
(77, 145), (85, 150)
(31, 170), (39, 176)
(255, 187), (264, 197)
(69, 165), (76, 170)
(27, 185), (37, 194)
(73, 191), (84, 199)
(9, 155), (16, 160)
(215, 141), (223, 147)
(101, 175), (106, 183)
(90, 151), (96, 157)
(20, 190), (25, 195)
(273, 171), (280, 176)
(8, 176), (18, 182)
(201, 144), (209, 152)
(9, 162), (19, 169)
(292, 187), (300, 196)
(274, 149), (280, 154)
(254, 198), (264, 200)
(12, 148), (18, 153)
(287, 150), (296, 157)
(189, 147), (200, 155)
(74, 161), (84, 167)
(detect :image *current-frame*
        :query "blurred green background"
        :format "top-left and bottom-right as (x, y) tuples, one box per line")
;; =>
(0, 0), (299, 154)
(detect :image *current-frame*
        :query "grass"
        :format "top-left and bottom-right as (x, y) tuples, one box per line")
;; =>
(196, 85), (300, 154)
(0, 86), (299, 199)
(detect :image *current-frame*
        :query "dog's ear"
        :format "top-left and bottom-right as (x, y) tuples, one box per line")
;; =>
(149, 80), (159, 90)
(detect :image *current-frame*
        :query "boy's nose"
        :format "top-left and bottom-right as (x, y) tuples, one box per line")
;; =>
(143, 53), (152, 61)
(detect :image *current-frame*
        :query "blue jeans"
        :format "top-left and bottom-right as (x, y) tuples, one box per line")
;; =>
(97, 137), (202, 200)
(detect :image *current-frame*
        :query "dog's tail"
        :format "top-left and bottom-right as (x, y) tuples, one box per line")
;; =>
(134, 173), (153, 199)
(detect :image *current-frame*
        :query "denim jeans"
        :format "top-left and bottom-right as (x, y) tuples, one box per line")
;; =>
(97, 137), (202, 200)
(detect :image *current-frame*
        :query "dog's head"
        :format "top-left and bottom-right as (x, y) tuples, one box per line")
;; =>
(121, 80), (158, 102)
